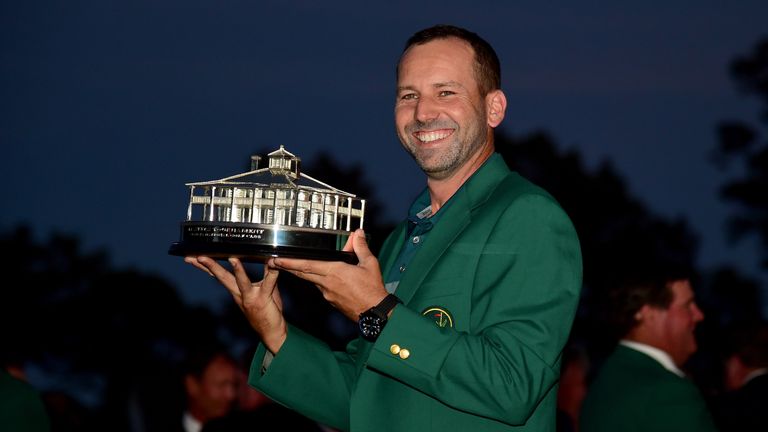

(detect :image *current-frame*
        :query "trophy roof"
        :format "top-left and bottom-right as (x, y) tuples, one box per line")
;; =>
(185, 146), (356, 198)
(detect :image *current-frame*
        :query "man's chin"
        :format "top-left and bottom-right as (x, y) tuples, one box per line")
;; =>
(421, 164), (459, 181)
(410, 154), (443, 173)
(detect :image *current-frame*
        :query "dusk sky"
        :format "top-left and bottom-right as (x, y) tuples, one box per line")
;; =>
(2, 1), (767, 310)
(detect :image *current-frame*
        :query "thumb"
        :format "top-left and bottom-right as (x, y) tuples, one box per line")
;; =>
(352, 229), (374, 264)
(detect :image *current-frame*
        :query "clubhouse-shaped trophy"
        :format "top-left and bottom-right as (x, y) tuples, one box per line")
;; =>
(168, 146), (365, 263)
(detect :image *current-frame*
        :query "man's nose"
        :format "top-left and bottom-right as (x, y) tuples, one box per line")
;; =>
(415, 96), (438, 123)
(692, 303), (704, 322)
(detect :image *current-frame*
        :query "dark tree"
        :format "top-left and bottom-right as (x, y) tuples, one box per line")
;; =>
(0, 225), (222, 431)
(496, 131), (700, 358)
(713, 37), (768, 270)
(497, 132), (699, 290)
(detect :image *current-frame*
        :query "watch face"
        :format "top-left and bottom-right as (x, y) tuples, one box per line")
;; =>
(359, 313), (386, 342)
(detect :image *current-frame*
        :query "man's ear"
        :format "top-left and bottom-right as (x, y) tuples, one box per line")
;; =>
(636, 304), (668, 326)
(486, 89), (507, 128)
(634, 304), (653, 323)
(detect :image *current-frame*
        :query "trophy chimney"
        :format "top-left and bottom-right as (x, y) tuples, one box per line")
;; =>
(250, 155), (261, 171)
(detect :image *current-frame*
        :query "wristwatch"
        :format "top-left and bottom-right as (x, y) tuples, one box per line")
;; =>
(358, 294), (402, 342)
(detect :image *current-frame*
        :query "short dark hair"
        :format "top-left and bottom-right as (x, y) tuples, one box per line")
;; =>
(606, 264), (692, 338)
(182, 344), (235, 379)
(399, 24), (501, 96)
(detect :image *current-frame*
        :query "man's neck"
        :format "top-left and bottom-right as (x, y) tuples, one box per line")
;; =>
(427, 144), (493, 213)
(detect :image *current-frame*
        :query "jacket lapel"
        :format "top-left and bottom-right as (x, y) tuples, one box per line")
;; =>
(393, 154), (511, 305)
(394, 191), (471, 305)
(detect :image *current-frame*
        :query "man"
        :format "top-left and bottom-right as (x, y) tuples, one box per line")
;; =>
(579, 271), (718, 432)
(180, 348), (238, 432)
(188, 24), (582, 431)
(712, 320), (768, 431)
(202, 346), (326, 432)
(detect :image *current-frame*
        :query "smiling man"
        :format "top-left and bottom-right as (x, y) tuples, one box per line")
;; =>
(188, 24), (582, 431)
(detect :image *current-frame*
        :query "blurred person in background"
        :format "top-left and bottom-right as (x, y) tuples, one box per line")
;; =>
(203, 346), (327, 432)
(179, 346), (238, 432)
(556, 343), (589, 432)
(712, 320), (768, 431)
(579, 267), (717, 432)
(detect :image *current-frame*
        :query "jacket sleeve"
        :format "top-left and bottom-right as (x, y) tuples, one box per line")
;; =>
(248, 325), (361, 431)
(246, 227), (407, 431)
(366, 193), (583, 425)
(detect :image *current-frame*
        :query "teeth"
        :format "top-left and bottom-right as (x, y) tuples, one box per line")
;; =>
(417, 131), (451, 142)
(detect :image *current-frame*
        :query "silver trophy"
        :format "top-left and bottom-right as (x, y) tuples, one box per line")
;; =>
(168, 146), (365, 263)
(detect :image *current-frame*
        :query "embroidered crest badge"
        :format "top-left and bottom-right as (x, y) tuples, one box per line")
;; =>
(421, 306), (454, 328)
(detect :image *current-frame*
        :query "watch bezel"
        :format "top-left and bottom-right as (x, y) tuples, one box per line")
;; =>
(358, 294), (402, 342)
(358, 312), (387, 342)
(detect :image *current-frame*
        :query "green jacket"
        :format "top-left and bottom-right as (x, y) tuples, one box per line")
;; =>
(580, 345), (718, 432)
(250, 154), (583, 431)
(0, 369), (50, 432)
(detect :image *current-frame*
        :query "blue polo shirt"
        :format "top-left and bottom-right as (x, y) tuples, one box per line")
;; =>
(383, 187), (457, 294)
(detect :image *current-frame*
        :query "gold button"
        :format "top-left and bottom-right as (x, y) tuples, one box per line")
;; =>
(390, 344), (401, 355)
(399, 349), (410, 359)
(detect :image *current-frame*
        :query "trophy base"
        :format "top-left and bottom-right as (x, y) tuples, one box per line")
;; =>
(168, 221), (357, 264)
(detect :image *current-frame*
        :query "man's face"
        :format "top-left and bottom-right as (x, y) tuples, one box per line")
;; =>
(187, 355), (238, 422)
(648, 279), (705, 366)
(395, 37), (491, 180)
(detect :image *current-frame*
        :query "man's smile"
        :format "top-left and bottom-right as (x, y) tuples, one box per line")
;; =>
(413, 128), (455, 143)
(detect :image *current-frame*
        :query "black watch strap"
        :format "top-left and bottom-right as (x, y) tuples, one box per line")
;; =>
(372, 294), (402, 318)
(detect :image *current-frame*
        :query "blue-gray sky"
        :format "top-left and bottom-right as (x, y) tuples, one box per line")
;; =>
(2, 1), (767, 308)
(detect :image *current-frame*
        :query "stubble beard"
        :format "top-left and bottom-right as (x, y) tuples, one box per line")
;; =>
(399, 110), (488, 181)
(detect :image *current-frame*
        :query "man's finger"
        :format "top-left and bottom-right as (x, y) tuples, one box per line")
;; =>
(185, 256), (214, 277)
(194, 256), (242, 300)
(197, 257), (235, 284)
(272, 257), (333, 286)
(262, 264), (280, 289)
(272, 257), (326, 276)
(228, 258), (255, 294)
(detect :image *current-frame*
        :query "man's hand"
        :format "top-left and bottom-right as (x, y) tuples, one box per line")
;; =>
(185, 256), (287, 354)
(273, 229), (388, 321)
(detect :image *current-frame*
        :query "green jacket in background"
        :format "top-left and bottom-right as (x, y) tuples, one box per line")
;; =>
(250, 154), (583, 431)
(580, 345), (718, 432)
(0, 369), (50, 432)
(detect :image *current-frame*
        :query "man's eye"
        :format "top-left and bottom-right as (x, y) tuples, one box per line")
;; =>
(438, 90), (455, 97)
(400, 93), (418, 100)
